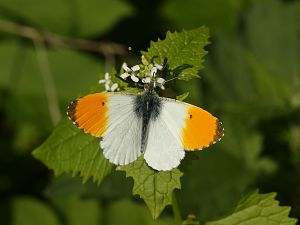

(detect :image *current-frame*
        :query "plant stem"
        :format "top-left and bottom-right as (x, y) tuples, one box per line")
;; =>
(34, 39), (61, 125)
(172, 191), (183, 225)
(0, 18), (127, 57)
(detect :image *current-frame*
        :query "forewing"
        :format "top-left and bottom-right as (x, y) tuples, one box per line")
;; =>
(68, 92), (142, 166)
(100, 94), (143, 165)
(67, 92), (109, 137)
(144, 98), (224, 171)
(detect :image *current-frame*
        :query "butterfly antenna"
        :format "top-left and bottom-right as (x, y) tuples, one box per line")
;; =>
(128, 47), (141, 63)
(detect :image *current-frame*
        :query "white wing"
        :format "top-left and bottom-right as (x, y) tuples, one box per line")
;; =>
(100, 94), (142, 165)
(144, 100), (188, 171)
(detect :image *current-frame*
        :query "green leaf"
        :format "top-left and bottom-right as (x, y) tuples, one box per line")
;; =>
(205, 190), (297, 225)
(0, 0), (133, 37)
(117, 157), (183, 219)
(52, 195), (102, 225)
(106, 199), (172, 225)
(0, 40), (104, 133)
(176, 92), (189, 101)
(32, 117), (112, 184)
(141, 27), (210, 81)
(162, 0), (242, 32)
(73, 0), (133, 37)
(178, 117), (276, 221)
(12, 197), (61, 225)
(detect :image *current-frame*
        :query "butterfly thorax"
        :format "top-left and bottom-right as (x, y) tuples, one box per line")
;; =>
(134, 90), (162, 152)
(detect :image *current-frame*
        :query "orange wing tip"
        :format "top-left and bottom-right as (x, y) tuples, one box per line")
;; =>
(66, 93), (109, 137)
(199, 120), (224, 149)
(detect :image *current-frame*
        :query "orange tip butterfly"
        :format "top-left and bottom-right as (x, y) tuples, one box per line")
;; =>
(67, 65), (224, 171)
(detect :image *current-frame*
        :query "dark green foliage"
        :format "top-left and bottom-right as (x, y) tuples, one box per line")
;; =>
(0, 0), (299, 224)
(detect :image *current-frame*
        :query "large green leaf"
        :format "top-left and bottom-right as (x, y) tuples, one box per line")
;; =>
(178, 117), (276, 221)
(0, 40), (104, 133)
(141, 27), (210, 81)
(12, 197), (61, 225)
(205, 191), (297, 225)
(162, 0), (242, 32)
(32, 117), (112, 184)
(106, 199), (172, 225)
(117, 157), (183, 219)
(0, 0), (133, 37)
(72, 0), (133, 37)
(52, 195), (102, 225)
(204, 0), (300, 119)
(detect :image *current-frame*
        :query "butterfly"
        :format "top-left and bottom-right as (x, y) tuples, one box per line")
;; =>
(67, 64), (224, 171)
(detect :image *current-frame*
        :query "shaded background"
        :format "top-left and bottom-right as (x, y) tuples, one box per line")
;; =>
(0, 0), (300, 224)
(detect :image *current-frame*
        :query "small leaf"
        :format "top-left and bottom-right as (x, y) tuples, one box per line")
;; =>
(141, 27), (210, 81)
(205, 190), (297, 225)
(117, 157), (183, 219)
(32, 117), (112, 184)
(176, 92), (189, 101)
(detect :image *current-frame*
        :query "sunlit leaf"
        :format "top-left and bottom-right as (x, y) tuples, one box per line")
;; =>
(142, 27), (210, 81)
(205, 190), (297, 225)
(117, 157), (183, 219)
(32, 117), (112, 184)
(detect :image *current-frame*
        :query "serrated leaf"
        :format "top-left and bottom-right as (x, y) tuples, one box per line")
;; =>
(205, 190), (297, 225)
(32, 117), (112, 184)
(141, 27), (210, 81)
(117, 157), (183, 219)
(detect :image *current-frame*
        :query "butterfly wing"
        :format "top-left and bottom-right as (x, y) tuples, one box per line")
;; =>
(67, 92), (142, 165)
(144, 98), (224, 171)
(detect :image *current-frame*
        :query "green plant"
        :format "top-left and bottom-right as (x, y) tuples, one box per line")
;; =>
(32, 27), (297, 225)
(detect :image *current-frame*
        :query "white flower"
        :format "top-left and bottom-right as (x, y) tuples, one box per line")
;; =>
(154, 63), (163, 70)
(99, 72), (119, 92)
(120, 62), (140, 83)
(142, 63), (165, 90)
(150, 64), (163, 77)
(110, 83), (119, 91)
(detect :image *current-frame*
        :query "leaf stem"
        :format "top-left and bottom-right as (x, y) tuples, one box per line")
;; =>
(172, 191), (183, 225)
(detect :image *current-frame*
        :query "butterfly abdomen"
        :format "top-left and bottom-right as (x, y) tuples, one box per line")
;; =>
(134, 91), (162, 152)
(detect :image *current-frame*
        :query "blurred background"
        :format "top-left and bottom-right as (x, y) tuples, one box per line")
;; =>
(0, 0), (300, 224)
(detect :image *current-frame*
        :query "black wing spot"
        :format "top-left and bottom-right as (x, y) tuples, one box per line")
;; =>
(190, 114), (193, 119)
(102, 102), (105, 106)
(214, 120), (224, 141)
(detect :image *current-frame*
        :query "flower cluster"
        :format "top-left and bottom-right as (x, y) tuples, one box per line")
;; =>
(120, 62), (166, 90)
(99, 59), (166, 92)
